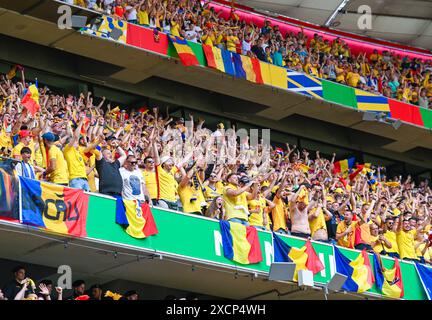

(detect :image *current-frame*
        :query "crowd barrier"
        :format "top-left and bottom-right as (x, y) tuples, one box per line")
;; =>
(0, 159), (429, 299)
(81, 16), (432, 131)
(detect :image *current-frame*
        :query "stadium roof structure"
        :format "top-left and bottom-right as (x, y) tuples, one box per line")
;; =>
(235, 0), (432, 51)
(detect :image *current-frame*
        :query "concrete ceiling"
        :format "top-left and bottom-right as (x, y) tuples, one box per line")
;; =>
(236, 0), (432, 50)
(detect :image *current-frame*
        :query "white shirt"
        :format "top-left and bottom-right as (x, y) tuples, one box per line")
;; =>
(242, 40), (251, 55)
(119, 168), (145, 201)
(16, 161), (36, 179)
(185, 30), (199, 43)
(125, 5), (137, 21)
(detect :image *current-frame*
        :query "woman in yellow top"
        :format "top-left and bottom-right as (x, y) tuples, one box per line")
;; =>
(247, 183), (275, 231)
(203, 171), (224, 205)
(178, 164), (206, 215)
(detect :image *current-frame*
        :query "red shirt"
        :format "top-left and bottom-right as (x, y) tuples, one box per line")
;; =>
(114, 6), (125, 18)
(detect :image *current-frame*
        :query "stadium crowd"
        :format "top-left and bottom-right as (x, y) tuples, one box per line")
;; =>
(66, 0), (432, 108)
(1, 66), (432, 268)
(0, 265), (197, 300)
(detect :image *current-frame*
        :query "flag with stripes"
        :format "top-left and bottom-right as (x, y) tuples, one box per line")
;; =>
(355, 89), (390, 112)
(286, 69), (323, 99)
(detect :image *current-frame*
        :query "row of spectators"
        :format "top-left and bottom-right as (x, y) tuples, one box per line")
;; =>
(1, 67), (432, 265)
(65, 0), (432, 108)
(0, 265), (197, 300)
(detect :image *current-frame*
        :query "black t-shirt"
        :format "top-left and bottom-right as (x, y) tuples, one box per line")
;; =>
(95, 158), (123, 196)
(2, 280), (28, 300)
(251, 45), (266, 61)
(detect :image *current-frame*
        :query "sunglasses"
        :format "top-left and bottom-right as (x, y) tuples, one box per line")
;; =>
(146, 160), (154, 164)
(129, 161), (138, 165)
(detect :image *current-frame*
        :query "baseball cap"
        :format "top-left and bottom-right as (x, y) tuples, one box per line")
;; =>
(41, 132), (59, 142)
(19, 130), (32, 138)
(160, 156), (173, 165)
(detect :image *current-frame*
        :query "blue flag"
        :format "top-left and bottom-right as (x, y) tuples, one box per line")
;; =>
(415, 262), (432, 300)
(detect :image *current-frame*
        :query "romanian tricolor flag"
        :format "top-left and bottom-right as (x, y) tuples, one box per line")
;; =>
(273, 233), (324, 281)
(239, 55), (263, 84)
(19, 177), (89, 237)
(116, 198), (158, 239)
(219, 220), (262, 264)
(21, 84), (40, 116)
(333, 157), (355, 174)
(168, 36), (199, 67)
(355, 89), (390, 112)
(414, 262), (432, 300)
(203, 45), (236, 76)
(334, 246), (374, 293)
(373, 254), (404, 298)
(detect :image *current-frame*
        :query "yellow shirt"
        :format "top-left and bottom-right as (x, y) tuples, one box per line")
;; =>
(397, 229), (417, 259)
(223, 183), (248, 221)
(309, 207), (327, 236)
(171, 21), (181, 37)
(156, 164), (177, 202)
(335, 66), (345, 82)
(370, 235), (383, 254)
(202, 34), (214, 46)
(0, 129), (12, 150)
(383, 230), (399, 253)
(203, 181), (224, 203)
(226, 36), (238, 52)
(415, 241), (430, 260)
(346, 72), (360, 87)
(12, 141), (35, 163)
(48, 145), (69, 184)
(63, 145), (87, 181)
(336, 221), (358, 249)
(272, 196), (287, 232)
(137, 10), (149, 25)
(142, 170), (157, 200)
(178, 183), (203, 213)
(248, 196), (267, 228)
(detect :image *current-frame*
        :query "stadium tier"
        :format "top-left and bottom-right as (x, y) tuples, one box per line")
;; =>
(0, 0), (431, 301)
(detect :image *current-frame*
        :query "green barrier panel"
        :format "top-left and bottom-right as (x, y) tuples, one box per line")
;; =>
(86, 194), (428, 299)
(419, 107), (432, 129)
(322, 80), (357, 109)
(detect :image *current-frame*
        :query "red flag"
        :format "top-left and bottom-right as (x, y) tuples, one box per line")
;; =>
(141, 201), (158, 237)
(251, 58), (263, 84)
(305, 240), (324, 274)
(246, 226), (263, 264)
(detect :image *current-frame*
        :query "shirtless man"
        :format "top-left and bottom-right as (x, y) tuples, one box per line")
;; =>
(289, 184), (313, 238)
